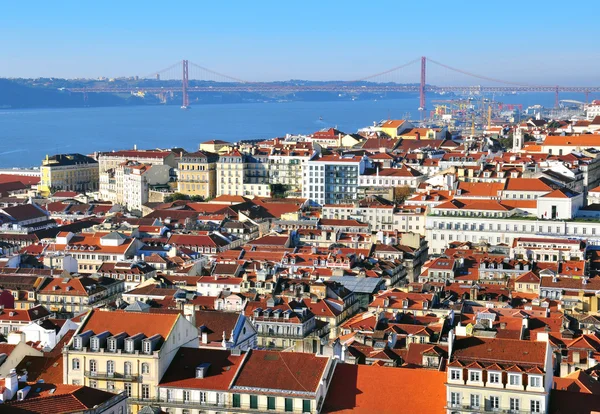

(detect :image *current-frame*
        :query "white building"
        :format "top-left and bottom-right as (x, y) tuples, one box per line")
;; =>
(302, 154), (369, 206)
(122, 163), (171, 214)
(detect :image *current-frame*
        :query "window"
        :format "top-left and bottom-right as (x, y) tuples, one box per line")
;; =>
(303, 400), (311, 413)
(450, 392), (460, 407)
(470, 394), (480, 408)
(268, 396), (276, 410)
(124, 362), (132, 376)
(250, 395), (258, 409)
(531, 400), (541, 413)
(72, 358), (80, 370)
(509, 398), (520, 412)
(490, 396), (499, 410)
(183, 390), (190, 403)
(141, 363), (149, 375)
(89, 359), (97, 373)
(124, 383), (131, 397)
(200, 392), (206, 404)
(233, 394), (241, 408)
(489, 372), (500, 384)
(469, 370), (480, 382)
(450, 369), (460, 380)
(142, 384), (150, 399)
(107, 360), (115, 375)
(216, 393), (223, 405)
(509, 374), (521, 386)
(89, 380), (97, 388)
(529, 375), (541, 387)
(285, 398), (293, 412)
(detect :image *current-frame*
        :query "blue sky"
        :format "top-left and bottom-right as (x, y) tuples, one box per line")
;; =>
(2, 1), (599, 85)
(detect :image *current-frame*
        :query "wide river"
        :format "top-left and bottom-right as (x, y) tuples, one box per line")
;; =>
(0, 93), (592, 168)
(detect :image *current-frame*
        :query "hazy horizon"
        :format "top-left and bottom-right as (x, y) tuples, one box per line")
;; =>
(2, 1), (600, 85)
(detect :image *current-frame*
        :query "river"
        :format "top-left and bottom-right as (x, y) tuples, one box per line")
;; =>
(0, 92), (595, 168)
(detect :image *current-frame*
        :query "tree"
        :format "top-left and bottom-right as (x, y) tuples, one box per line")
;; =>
(164, 192), (190, 202)
(393, 186), (412, 203)
(269, 184), (289, 199)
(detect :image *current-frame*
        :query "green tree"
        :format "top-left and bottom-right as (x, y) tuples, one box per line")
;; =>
(164, 192), (190, 202)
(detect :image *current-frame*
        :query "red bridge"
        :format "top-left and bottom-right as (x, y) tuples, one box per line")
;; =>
(68, 57), (600, 110)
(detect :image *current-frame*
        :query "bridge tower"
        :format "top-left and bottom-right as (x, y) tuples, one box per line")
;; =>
(182, 59), (189, 109)
(419, 56), (426, 116)
(554, 85), (559, 109)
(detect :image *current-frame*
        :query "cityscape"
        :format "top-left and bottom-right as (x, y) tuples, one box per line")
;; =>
(2, 2), (600, 414)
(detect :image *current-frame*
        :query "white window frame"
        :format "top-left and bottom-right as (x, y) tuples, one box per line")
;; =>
(469, 370), (481, 382)
(450, 369), (461, 380)
(508, 374), (521, 386)
(450, 392), (461, 408)
(529, 375), (542, 388)
(488, 372), (500, 384)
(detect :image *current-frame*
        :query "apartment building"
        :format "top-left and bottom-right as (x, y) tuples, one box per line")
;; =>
(446, 335), (552, 414)
(38, 275), (124, 317)
(244, 296), (330, 353)
(64, 309), (199, 414)
(122, 162), (171, 214)
(177, 150), (219, 199)
(150, 348), (334, 414)
(321, 196), (394, 232)
(269, 141), (314, 197)
(46, 231), (141, 273)
(97, 149), (177, 173)
(39, 153), (99, 196)
(216, 150), (246, 196)
(302, 154), (369, 206)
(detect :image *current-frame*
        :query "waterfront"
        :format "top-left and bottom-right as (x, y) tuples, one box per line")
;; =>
(0, 92), (596, 168)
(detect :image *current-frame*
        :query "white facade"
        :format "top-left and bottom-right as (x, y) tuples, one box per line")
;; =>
(122, 164), (170, 214)
(426, 214), (600, 254)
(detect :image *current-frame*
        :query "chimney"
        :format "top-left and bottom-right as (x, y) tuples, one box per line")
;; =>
(415, 131), (421, 141)
(572, 351), (580, 365)
(447, 329), (455, 360)
(5, 369), (18, 400)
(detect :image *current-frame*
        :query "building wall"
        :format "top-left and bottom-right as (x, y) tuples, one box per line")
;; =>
(177, 160), (217, 199)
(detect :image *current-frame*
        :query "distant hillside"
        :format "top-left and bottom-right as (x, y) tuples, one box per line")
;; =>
(0, 79), (140, 108)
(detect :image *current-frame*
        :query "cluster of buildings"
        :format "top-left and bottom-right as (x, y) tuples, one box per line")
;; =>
(0, 117), (599, 412)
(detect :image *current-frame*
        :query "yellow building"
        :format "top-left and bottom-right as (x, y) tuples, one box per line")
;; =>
(177, 150), (219, 199)
(379, 120), (412, 138)
(199, 139), (232, 154)
(39, 153), (99, 196)
(64, 309), (199, 414)
(397, 127), (446, 140)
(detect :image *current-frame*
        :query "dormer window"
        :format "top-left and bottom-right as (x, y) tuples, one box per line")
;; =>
(469, 370), (480, 382)
(90, 337), (100, 351)
(143, 341), (151, 354)
(529, 375), (542, 388)
(449, 369), (461, 381)
(509, 374), (521, 386)
(74, 337), (82, 350)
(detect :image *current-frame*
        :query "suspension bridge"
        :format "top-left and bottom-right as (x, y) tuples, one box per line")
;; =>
(68, 57), (600, 110)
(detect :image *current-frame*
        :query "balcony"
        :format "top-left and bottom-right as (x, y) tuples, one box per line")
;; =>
(446, 403), (544, 414)
(85, 371), (142, 382)
(127, 397), (274, 413)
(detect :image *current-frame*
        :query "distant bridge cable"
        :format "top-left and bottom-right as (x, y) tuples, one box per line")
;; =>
(427, 58), (534, 87)
(188, 61), (251, 84)
(139, 61), (181, 79)
(351, 58), (421, 82)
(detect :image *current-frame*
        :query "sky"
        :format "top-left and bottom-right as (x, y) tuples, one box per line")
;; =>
(1, 0), (600, 85)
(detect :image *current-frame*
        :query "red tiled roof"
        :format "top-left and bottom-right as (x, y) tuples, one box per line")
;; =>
(322, 364), (446, 414)
(78, 309), (179, 340)
(4, 384), (120, 413)
(232, 350), (328, 395)
(160, 347), (244, 390)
